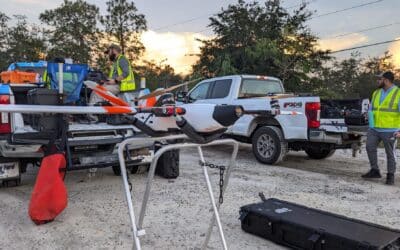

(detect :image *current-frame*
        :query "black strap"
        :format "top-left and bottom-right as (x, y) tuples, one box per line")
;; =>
(259, 192), (267, 202)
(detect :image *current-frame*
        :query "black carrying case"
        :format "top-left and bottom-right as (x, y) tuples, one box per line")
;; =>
(239, 195), (400, 250)
(344, 110), (368, 126)
(27, 88), (61, 132)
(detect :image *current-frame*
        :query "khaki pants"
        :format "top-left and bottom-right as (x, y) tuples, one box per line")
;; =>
(89, 84), (120, 105)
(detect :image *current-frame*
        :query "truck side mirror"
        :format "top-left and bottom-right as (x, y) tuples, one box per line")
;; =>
(176, 91), (188, 103)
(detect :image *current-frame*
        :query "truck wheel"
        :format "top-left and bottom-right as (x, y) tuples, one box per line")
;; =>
(155, 149), (180, 179)
(112, 165), (121, 176)
(1, 177), (21, 187)
(112, 165), (140, 176)
(252, 126), (287, 165)
(305, 148), (336, 159)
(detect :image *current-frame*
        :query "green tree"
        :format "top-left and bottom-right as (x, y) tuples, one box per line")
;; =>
(317, 53), (362, 98)
(6, 15), (46, 64)
(193, 0), (330, 93)
(134, 60), (182, 90)
(317, 52), (400, 99)
(0, 12), (9, 71)
(101, 0), (147, 61)
(39, 0), (100, 64)
(357, 52), (400, 98)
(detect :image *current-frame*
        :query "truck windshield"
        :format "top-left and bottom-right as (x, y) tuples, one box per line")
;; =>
(239, 79), (284, 98)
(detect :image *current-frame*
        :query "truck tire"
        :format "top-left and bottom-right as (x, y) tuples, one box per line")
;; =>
(112, 165), (122, 176)
(1, 177), (21, 187)
(305, 148), (336, 159)
(0, 158), (22, 187)
(112, 165), (140, 176)
(155, 149), (180, 179)
(252, 126), (287, 165)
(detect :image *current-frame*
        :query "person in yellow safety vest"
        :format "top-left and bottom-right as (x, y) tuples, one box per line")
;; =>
(89, 44), (135, 105)
(362, 71), (400, 185)
(43, 57), (66, 88)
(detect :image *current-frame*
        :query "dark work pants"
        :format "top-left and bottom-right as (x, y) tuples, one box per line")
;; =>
(366, 129), (397, 174)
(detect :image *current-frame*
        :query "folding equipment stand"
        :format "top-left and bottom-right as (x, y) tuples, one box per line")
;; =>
(117, 134), (239, 250)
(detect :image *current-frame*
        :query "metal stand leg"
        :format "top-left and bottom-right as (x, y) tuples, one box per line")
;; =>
(117, 135), (239, 250)
(198, 146), (228, 250)
(138, 145), (163, 228)
(201, 143), (238, 250)
(118, 145), (144, 250)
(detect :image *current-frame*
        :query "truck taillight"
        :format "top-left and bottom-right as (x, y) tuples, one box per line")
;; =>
(305, 102), (320, 128)
(0, 95), (11, 134)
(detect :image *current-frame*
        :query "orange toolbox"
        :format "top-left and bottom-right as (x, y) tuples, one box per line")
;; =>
(0, 71), (38, 84)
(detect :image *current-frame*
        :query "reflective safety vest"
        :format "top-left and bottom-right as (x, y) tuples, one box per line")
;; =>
(109, 55), (136, 92)
(371, 86), (400, 129)
(43, 70), (50, 88)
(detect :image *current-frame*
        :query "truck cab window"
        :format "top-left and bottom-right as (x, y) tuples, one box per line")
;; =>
(188, 81), (212, 102)
(239, 79), (284, 98)
(209, 79), (232, 99)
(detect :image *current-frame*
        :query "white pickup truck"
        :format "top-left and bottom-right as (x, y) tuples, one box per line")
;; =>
(178, 75), (368, 164)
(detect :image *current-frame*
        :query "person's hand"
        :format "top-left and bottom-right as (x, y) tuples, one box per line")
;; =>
(105, 79), (116, 85)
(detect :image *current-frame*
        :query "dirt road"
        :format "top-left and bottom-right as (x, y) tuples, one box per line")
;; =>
(1, 145), (399, 249)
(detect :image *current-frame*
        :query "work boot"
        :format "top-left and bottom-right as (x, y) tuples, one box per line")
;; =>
(386, 173), (395, 185)
(361, 169), (382, 179)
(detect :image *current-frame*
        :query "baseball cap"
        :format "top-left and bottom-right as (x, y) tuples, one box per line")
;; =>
(104, 44), (121, 54)
(376, 71), (395, 82)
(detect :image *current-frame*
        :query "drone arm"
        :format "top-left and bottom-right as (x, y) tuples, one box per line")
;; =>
(175, 117), (226, 144)
(124, 116), (170, 137)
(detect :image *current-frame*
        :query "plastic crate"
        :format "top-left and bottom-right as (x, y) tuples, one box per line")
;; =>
(0, 71), (38, 84)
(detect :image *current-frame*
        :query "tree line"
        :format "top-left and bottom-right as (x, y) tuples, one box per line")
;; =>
(0, 0), (182, 89)
(0, 0), (398, 96)
(192, 0), (400, 98)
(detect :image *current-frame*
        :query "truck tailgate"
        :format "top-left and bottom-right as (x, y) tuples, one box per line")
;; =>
(320, 118), (348, 133)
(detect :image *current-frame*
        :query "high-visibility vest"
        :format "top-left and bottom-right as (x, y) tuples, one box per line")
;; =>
(371, 86), (400, 129)
(109, 55), (135, 92)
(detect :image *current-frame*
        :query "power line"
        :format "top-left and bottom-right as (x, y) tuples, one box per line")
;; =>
(329, 38), (400, 54)
(313, 0), (384, 18)
(152, 0), (317, 32)
(286, 0), (318, 10)
(194, 0), (385, 35)
(153, 12), (215, 31)
(325, 21), (400, 39)
(148, 0), (392, 68)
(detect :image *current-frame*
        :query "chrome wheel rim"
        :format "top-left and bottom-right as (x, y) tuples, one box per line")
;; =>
(257, 134), (275, 158)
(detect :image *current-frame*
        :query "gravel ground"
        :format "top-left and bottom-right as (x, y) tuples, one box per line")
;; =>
(1, 144), (399, 250)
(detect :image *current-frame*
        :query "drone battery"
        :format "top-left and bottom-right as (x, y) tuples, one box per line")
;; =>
(240, 198), (400, 250)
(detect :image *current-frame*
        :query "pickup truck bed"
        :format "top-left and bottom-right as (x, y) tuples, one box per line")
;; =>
(0, 84), (159, 185)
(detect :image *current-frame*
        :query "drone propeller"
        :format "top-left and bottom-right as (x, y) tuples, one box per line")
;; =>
(84, 81), (129, 106)
(135, 77), (203, 101)
(85, 78), (203, 107)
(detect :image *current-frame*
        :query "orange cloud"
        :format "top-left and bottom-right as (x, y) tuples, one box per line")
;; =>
(140, 30), (210, 75)
(388, 38), (400, 68)
(317, 33), (368, 52)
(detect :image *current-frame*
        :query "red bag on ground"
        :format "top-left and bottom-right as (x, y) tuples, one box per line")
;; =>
(29, 153), (67, 225)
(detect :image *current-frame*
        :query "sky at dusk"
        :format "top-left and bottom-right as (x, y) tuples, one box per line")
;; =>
(2, 0), (399, 73)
